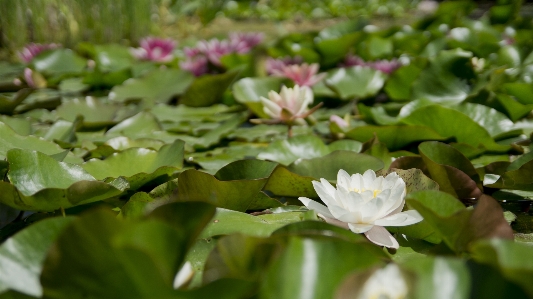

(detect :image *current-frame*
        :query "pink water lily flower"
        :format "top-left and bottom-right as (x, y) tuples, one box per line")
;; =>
(343, 54), (402, 74)
(260, 85), (313, 122)
(197, 39), (233, 66)
(265, 56), (304, 75)
(18, 43), (60, 64)
(229, 32), (264, 53)
(180, 55), (209, 77)
(299, 169), (423, 249)
(130, 37), (177, 62)
(272, 63), (326, 87)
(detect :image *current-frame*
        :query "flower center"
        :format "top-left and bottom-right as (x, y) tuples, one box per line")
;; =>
(351, 188), (382, 198)
(370, 293), (406, 299)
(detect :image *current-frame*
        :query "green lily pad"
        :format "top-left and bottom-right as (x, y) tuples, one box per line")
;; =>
(41, 203), (215, 299)
(419, 141), (482, 201)
(325, 66), (387, 100)
(259, 236), (385, 299)
(471, 239), (533, 298)
(32, 49), (87, 76)
(1, 149), (128, 211)
(412, 49), (473, 103)
(82, 140), (184, 190)
(54, 97), (122, 128)
(345, 125), (446, 151)
(0, 217), (74, 297)
(109, 68), (194, 104)
(0, 122), (81, 164)
(200, 208), (314, 239)
(403, 105), (509, 152)
(287, 150), (384, 181)
(177, 169), (281, 212)
(180, 70), (240, 107)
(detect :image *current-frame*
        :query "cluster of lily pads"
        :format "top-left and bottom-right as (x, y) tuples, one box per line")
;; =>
(1, 1), (533, 298)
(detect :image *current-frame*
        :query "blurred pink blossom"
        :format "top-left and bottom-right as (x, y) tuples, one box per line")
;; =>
(329, 115), (349, 128)
(229, 32), (264, 53)
(18, 43), (59, 64)
(265, 56), (304, 75)
(130, 37), (177, 62)
(24, 68), (36, 88)
(343, 54), (402, 74)
(197, 39), (233, 66)
(272, 63), (326, 87)
(180, 55), (209, 77)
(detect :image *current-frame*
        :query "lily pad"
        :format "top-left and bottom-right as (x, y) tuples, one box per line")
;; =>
(325, 66), (387, 100)
(109, 69), (194, 104)
(82, 140), (184, 190)
(177, 169), (281, 212)
(0, 217), (74, 297)
(0, 149), (128, 211)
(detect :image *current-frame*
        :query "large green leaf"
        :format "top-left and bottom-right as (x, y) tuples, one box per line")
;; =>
(0, 122), (81, 163)
(406, 192), (513, 253)
(41, 203), (215, 299)
(419, 141), (482, 201)
(0, 217), (74, 297)
(402, 105), (509, 152)
(82, 140), (184, 190)
(109, 69), (194, 104)
(401, 257), (471, 299)
(257, 135), (330, 166)
(54, 97), (122, 128)
(471, 239), (533, 297)
(325, 66), (387, 100)
(180, 70), (240, 107)
(177, 169), (281, 212)
(199, 208), (314, 239)
(287, 151), (384, 181)
(345, 125), (446, 151)
(32, 49), (87, 76)
(411, 49), (473, 103)
(0, 149), (128, 211)
(451, 103), (517, 139)
(259, 237), (385, 299)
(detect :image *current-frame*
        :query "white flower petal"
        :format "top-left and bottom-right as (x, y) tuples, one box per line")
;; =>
(312, 181), (337, 207)
(374, 210), (423, 227)
(318, 214), (349, 229)
(298, 197), (334, 219)
(345, 191), (365, 212)
(318, 178), (337, 196)
(260, 96), (281, 118)
(350, 173), (364, 191)
(362, 169), (377, 187)
(348, 223), (374, 233)
(337, 169), (352, 190)
(364, 226), (399, 249)
(329, 205), (358, 223)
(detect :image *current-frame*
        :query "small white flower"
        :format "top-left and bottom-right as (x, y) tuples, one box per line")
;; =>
(173, 261), (194, 289)
(358, 264), (408, 299)
(260, 85), (313, 122)
(298, 169), (423, 249)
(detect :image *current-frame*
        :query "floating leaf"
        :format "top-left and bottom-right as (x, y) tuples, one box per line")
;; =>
(325, 66), (387, 100)
(1, 149), (128, 211)
(177, 169), (281, 212)
(82, 140), (184, 190)
(181, 70), (240, 107)
(109, 69), (194, 104)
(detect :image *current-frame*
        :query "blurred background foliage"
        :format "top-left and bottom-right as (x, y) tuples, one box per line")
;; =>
(0, 0), (422, 51)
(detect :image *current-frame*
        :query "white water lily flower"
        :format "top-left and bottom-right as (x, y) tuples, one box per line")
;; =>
(358, 264), (408, 299)
(298, 169), (423, 248)
(260, 85), (313, 122)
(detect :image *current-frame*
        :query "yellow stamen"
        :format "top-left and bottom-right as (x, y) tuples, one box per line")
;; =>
(351, 188), (382, 198)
